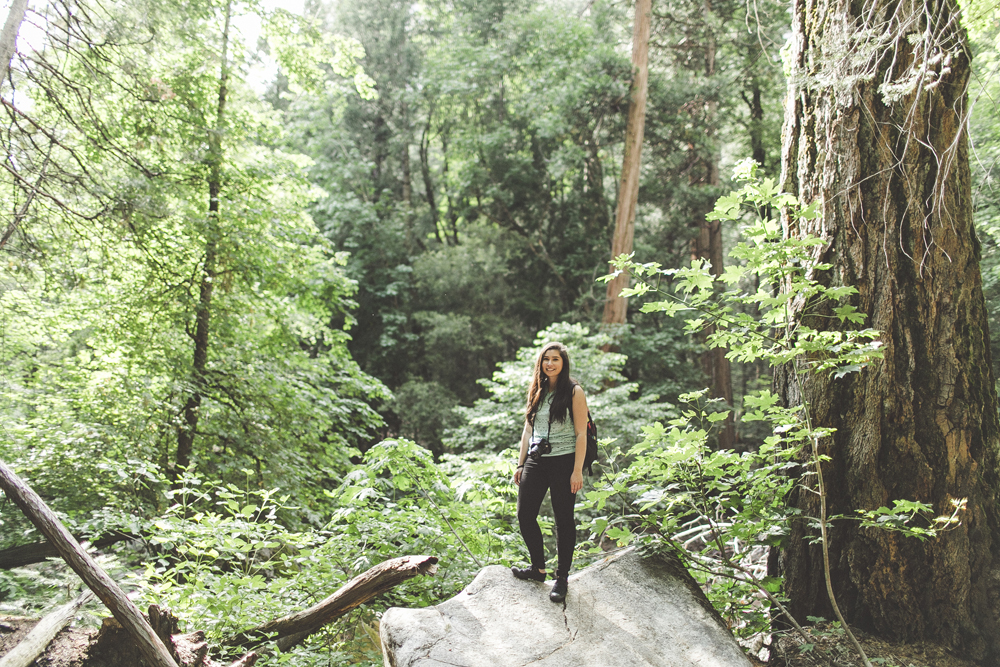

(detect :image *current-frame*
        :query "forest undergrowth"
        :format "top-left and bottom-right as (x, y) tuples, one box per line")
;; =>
(3, 0), (1000, 665)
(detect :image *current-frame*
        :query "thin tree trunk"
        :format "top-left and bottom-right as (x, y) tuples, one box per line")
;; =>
(0, 461), (177, 667)
(0, 0), (31, 251)
(775, 0), (1000, 661)
(691, 216), (735, 449)
(601, 0), (651, 327)
(442, 132), (458, 245)
(176, 1), (232, 472)
(585, 119), (611, 236)
(742, 30), (766, 171)
(685, 0), (734, 449)
(0, 0), (27, 80)
(401, 105), (412, 208)
(419, 114), (443, 245)
(400, 100), (425, 252)
(747, 80), (765, 168)
(371, 114), (388, 206)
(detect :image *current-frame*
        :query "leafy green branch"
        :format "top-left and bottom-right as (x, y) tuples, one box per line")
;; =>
(587, 159), (962, 666)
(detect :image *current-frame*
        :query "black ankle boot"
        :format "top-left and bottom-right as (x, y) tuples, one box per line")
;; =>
(511, 565), (546, 582)
(549, 576), (568, 602)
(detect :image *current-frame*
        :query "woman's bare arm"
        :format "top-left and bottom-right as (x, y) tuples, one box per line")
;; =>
(570, 385), (588, 493)
(513, 421), (531, 485)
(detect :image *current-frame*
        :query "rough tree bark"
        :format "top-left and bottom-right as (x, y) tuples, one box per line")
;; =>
(775, 0), (1000, 662)
(601, 0), (651, 327)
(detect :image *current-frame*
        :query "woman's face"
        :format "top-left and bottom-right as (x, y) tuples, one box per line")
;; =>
(541, 349), (564, 384)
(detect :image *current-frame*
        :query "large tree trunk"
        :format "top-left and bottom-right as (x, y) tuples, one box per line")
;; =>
(601, 0), (651, 327)
(775, 0), (1000, 662)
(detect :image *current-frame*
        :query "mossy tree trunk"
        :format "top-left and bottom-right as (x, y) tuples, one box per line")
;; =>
(775, 0), (1000, 662)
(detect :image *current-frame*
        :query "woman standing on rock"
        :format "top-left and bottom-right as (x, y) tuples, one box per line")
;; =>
(511, 341), (588, 603)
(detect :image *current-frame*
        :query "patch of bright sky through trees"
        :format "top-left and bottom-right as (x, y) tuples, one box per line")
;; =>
(4, 0), (305, 98)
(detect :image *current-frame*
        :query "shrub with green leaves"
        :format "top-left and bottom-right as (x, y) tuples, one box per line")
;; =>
(137, 475), (315, 639)
(328, 439), (520, 606)
(133, 471), (392, 665)
(444, 321), (669, 457)
(585, 160), (944, 652)
(581, 389), (800, 637)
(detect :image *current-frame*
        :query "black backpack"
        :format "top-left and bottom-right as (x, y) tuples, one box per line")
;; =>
(583, 411), (599, 475)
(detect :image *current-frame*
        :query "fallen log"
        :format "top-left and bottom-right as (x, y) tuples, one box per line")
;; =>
(0, 459), (178, 667)
(226, 653), (258, 667)
(90, 606), (258, 667)
(0, 589), (94, 667)
(227, 554), (439, 651)
(0, 533), (137, 570)
(0, 554), (437, 665)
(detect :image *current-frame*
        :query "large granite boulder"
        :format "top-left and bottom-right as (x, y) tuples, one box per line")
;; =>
(380, 547), (753, 667)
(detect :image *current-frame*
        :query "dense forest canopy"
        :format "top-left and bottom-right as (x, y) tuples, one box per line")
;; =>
(2, 0), (1000, 664)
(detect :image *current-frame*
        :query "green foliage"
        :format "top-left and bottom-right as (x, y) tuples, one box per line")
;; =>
(266, 9), (376, 97)
(278, 0), (791, 461)
(581, 389), (799, 636)
(0, 0), (390, 541)
(139, 474), (313, 641)
(288, 0), (639, 435)
(0, 2), (805, 665)
(585, 161), (940, 643)
(125, 448), (522, 664)
(329, 438), (520, 602)
(129, 471), (390, 665)
(0, 560), (106, 619)
(610, 159), (883, 379)
(444, 322), (669, 456)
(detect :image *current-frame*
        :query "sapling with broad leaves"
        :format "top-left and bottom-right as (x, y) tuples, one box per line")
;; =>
(588, 160), (963, 665)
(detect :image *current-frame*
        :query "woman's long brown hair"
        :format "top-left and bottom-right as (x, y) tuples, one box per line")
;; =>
(524, 342), (577, 427)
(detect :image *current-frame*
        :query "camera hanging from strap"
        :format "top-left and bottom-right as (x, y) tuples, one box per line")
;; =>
(528, 394), (553, 461)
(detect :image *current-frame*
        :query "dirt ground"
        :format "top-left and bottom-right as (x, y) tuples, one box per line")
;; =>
(0, 615), (95, 667)
(0, 614), (225, 667)
(758, 621), (980, 667)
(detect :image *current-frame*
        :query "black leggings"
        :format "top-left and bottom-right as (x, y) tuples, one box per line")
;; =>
(517, 452), (577, 578)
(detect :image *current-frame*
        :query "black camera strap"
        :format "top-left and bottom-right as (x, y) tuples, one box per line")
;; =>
(531, 393), (553, 442)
